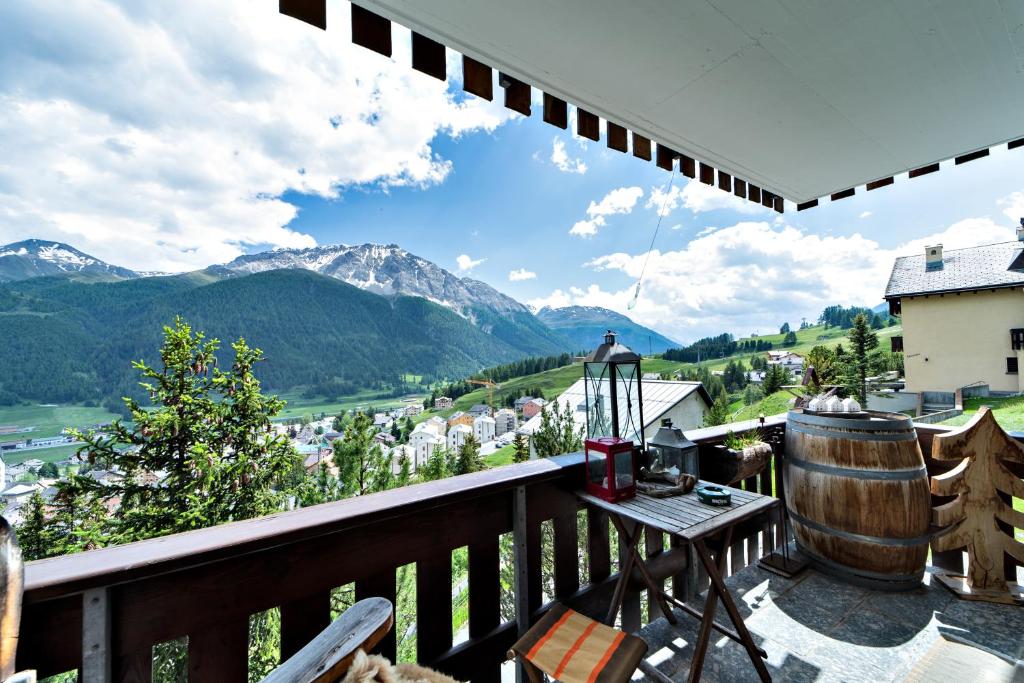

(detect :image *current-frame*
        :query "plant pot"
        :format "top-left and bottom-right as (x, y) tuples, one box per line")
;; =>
(699, 442), (772, 485)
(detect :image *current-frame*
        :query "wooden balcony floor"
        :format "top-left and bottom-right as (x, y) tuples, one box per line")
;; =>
(633, 554), (1024, 682)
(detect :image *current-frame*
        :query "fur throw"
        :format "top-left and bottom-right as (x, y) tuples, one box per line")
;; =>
(341, 650), (464, 683)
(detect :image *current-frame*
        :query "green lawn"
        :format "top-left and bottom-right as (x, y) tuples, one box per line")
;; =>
(273, 389), (426, 422)
(938, 395), (1024, 432)
(0, 404), (120, 441)
(732, 390), (802, 422)
(484, 444), (516, 467)
(5, 443), (83, 466)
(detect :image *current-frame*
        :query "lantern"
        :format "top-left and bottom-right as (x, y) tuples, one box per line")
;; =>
(585, 436), (637, 502)
(583, 331), (645, 448)
(648, 418), (699, 479)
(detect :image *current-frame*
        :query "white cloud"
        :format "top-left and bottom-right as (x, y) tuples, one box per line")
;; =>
(508, 268), (536, 281)
(859, 211), (873, 219)
(0, 1), (511, 271)
(569, 186), (644, 237)
(549, 138), (587, 175)
(998, 191), (1024, 224)
(533, 215), (1016, 342)
(646, 180), (767, 217)
(456, 254), (485, 272)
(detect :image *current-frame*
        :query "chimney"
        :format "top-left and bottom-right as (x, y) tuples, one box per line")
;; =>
(925, 244), (943, 271)
(1017, 217), (1024, 241)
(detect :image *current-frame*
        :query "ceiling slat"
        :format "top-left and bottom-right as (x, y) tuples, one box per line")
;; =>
(773, 195), (784, 213)
(679, 155), (695, 179)
(351, 4), (392, 57)
(954, 149), (989, 165)
(462, 56), (493, 101)
(866, 177), (894, 191)
(577, 110), (600, 141)
(733, 178), (747, 198)
(501, 75), (531, 116)
(699, 163), (714, 185)
(748, 184), (762, 204)
(656, 144), (677, 171)
(1009, 138), (1024, 150)
(908, 163), (939, 178)
(632, 133), (652, 161)
(761, 190), (774, 209)
(543, 94), (568, 129)
(717, 171), (732, 193)
(411, 32), (445, 81)
(830, 188), (855, 201)
(279, 0), (325, 29)
(606, 123), (628, 152)
(797, 199), (818, 211)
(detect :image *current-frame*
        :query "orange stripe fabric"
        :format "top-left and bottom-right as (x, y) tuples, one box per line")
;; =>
(553, 620), (599, 678)
(587, 630), (625, 683)
(526, 606), (573, 661)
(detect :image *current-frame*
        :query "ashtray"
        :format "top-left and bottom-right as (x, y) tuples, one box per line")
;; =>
(696, 485), (731, 506)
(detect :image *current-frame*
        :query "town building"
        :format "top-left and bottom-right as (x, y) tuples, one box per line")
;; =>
(373, 432), (396, 447)
(521, 398), (547, 420)
(372, 413), (393, 431)
(388, 444), (416, 475)
(513, 396), (534, 413)
(422, 416), (447, 435)
(473, 415), (495, 444)
(493, 408), (517, 436)
(403, 404), (423, 417)
(885, 232), (1024, 396)
(468, 404), (491, 419)
(447, 423), (472, 452)
(433, 396), (453, 410)
(766, 351), (804, 375)
(410, 429), (445, 468)
(447, 411), (474, 430)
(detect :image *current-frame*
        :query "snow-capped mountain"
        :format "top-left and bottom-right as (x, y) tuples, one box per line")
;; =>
(214, 244), (572, 356)
(0, 239), (138, 282)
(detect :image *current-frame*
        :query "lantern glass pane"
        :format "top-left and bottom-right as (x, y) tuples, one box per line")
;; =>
(613, 449), (634, 488)
(584, 362), (612, 439)
(587, 449), (607, 487)
(614, 363), (642, 442)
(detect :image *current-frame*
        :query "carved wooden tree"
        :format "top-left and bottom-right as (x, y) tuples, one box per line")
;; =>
(931, 407), (1024, 602)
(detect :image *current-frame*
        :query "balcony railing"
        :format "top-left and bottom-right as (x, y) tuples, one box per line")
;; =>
(17, 416), (1023, 681)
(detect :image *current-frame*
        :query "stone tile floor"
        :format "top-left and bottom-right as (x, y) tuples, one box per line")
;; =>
(632, 558), (1024, 682)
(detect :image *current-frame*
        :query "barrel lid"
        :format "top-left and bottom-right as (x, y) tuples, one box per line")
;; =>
(787, 408), (916, 432)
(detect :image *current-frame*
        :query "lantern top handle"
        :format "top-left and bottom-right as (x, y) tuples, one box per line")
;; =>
(585, 330), (641, 363)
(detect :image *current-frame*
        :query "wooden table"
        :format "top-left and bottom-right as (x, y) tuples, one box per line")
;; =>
(578, 483), (780, 683)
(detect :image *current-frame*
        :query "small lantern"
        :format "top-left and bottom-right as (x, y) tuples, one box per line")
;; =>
(585, 436), (637, 502)
(648, 418), (699, 479)
(584, 331), (645, 449)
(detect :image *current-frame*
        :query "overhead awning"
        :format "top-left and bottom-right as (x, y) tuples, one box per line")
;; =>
(280, 0), (1024, 211)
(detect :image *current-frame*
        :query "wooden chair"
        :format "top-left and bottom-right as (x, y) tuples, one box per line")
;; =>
(0, 515), (393, 683)
(507, 604), (647, 683)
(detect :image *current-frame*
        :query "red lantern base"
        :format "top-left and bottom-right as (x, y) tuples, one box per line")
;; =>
(584, 437), (637, 502)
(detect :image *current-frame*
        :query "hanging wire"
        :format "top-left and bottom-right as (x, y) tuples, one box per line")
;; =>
(628, 165), (678, 310)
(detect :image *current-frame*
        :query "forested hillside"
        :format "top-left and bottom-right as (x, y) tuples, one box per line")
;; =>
(0, 270), (541, 411)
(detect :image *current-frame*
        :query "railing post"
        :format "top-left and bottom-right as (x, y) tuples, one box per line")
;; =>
(512, 485), (529, 683)
(82, 588), (111, 683)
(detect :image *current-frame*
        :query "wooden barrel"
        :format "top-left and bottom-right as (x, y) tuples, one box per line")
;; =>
(784, 410), (931, 590)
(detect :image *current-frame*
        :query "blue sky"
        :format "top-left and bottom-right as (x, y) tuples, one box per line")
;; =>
(1, 0), (1022, 342)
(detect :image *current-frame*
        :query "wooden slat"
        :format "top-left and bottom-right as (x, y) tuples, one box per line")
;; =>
(356, 572), (397, 661)
(669, 535), (689, 602)
(773, 194), (784, 213)
(761, 190), (774, 209)
(644, 528), (665, 623)
(553, 513), (580, 597)
(830, 187), (855, 201)
(607, 123), (628, 152)
(416, 551), (452, 664)
(279, 0), (326, 29)
(577, 109), (600, 141)
(115, 647), (153, 683)
(733, 178), (746, 198)
(526, 521), (542, 617)
(542, 93), (568, 129)
(743, 476), (759, 564)
(82, 588), (111, 683)
(587, 507), (611, 583)
(411, 32), (446, 81)
(188, 618), (248, 683)
(699, 163), (715, 185)
(797, 199), (818, 211)
(759, 466), (775, 554)
(866, 176), (894, 191)
(462, 56), (493, 101)
(16, 595), (80, 678)
(618, 521), (641, 632)
(955, 149), (989, 164)
(502, 75), (531, 116)
(656, 144), (677, 171)
(1009, 137), (1024, 150)
(468, 540), (500, 640)
(909, 163), (940, 178)
(632, 133), (652, 161)
(351, 4), (392, 57)
(717, 171), (732, 192)
(280, 591), (330, 661)
(748, 184), (761, 204)
(680, 155), (696, 178)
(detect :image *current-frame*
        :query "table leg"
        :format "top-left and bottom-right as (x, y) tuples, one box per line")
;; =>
(608, 515), (678, 626)
(687, 529), (730, 683)
(605, 513), (641, 626)
(694, 533), (772, 683)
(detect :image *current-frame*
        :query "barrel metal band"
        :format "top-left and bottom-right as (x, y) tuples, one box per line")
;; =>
(788, 509), (932, 547)
(795, 544), (925, 586)
(786, 421), (918, 442)
(785, 454), (927, 481)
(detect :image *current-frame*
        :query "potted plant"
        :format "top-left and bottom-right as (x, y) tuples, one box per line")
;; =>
(700, 429), (772, 484)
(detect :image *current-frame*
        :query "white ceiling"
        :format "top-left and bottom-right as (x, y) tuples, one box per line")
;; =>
(357, 0), (1024, 203)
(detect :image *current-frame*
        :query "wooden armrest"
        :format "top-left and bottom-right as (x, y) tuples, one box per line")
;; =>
(261, 597), (393, 683)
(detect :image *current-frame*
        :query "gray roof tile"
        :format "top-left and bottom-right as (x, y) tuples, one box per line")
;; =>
(885, 241), (1024, 297)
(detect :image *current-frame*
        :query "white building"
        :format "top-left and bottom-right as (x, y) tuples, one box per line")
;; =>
(473, 415), (496, 444)
(448, 423), (472, 452)
(766, 351), (804, 375)
(404, 404), (423, 417)
(519, 379), (713, 449)
(494, 408), (517, 435)
(389, 444), (417, 475)
(411, 428), (445, 466)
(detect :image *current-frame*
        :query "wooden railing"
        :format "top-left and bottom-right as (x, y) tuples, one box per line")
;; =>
(13, 416), (785, 682)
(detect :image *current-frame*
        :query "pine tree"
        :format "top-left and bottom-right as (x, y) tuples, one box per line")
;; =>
(761, 364), (791, 395)
(704, 392), (731, 427)
(533, 401), (584, 458)
(15, 491), (51, 561)
(453, 434), (485, 475)
(844, 313), (879, 403)
(512, 432), (530, 463)
(420, 445), (452, 481)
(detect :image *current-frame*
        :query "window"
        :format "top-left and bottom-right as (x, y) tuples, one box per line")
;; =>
(1008, 357), (1019, 374)
(891, 336), (903, 353)
(1012, 328), (1024, 351)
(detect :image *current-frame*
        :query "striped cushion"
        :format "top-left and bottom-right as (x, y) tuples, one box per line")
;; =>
(510, 604), (647, 683)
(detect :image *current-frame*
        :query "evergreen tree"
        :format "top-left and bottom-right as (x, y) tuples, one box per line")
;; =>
(420, 445), (452, 481)
(782, 331), (798, 347)
(779, 322), (790, 334)
(334, 412), (390, 496)
(532, 401), (584, 458)
(845, 313), (879, 403)
(512, 432), (530, 463)
(762, 364), (791, 395)
(395, 450), (412, 488)
(15, 491), (51, 560)
(704, 392), (731, 427)
(742, 384), (762, 406)
(453, 434), (485, 475)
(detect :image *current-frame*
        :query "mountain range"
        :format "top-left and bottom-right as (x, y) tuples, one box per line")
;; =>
(0, 239), (680, 407)
(535, 305), (681, 354)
